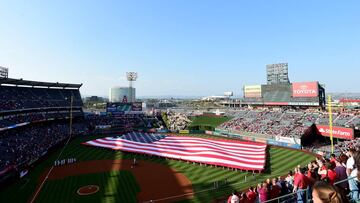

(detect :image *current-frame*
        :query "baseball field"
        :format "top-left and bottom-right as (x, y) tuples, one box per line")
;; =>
(0, 133), (315, 203)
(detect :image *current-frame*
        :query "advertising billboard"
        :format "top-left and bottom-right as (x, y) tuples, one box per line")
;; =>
(316, 125), (354, 140)
(275, 136), (301, 145)
(292, 82), (319, 97)
(288, 102), (319, 106)
(131, 102), (143, 111)
(244, 85), (262, 98)
(264, 102), (289, 106)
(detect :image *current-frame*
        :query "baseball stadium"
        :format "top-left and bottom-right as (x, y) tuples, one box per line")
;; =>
(1, 64), (359, 203)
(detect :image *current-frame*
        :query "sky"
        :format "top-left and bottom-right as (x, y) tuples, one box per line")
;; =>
(0, 0), (359, 98)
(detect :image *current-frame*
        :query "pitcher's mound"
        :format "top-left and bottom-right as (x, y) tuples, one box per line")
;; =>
(77, 185), (100, 196)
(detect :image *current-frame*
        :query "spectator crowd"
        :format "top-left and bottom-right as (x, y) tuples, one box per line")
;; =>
(219, 108), (360, 139)
(0, 121), (87, 173)
(226, 148), (360, 203)
(163, 110), (192, 131)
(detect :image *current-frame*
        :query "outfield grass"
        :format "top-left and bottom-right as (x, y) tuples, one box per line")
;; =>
(188, 116), (232, 131)
(0, 133), (315, 203)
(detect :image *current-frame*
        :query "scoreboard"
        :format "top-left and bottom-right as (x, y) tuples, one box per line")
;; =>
(106, 102), (143, 113)
(0, 66), (8, 78)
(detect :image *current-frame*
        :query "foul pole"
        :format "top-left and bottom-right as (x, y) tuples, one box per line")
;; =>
(327, 95), (334, 154)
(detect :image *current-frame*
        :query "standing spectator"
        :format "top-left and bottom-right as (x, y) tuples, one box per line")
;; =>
(349, 152), (360, 202)
(227, 190), (239, 203)
(239, 192), (247, 203)
(277, 176), (287, 196)
(334, 157), (349, 191)
(258, 183), (268, 203)
(285, 171), (294, 193)
(347, 148), (356, 176)
(330, 154), (337, 165)
(246, 187), (257, 203)
(293, 167), (309, 203)
(307, 162), (317, 180)
(318, 162), (337, 185)
(269, 178), (281, 200)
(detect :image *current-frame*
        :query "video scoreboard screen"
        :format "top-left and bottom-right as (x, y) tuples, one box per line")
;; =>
(0, 66), (8, 78)
(106, 102), (142, 113)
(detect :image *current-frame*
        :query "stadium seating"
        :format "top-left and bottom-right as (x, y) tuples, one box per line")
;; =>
(346, 115), (360, 128)
(0, 121), (87, 171)
(0, 80), (86, 174)
(0, 110), (83, 128)
(163, 111), (192, 131)
(220, 109), (359, 138)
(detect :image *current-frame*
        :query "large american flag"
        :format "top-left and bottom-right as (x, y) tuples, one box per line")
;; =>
(83, 132), (266, 171)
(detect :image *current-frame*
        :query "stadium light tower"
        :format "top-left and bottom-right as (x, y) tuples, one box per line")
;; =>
(126, 72), (138, 103)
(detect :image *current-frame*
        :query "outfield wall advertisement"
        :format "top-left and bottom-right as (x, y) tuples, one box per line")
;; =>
(292, 82), (319, 97)
(316, 125), (354, 140)
(179, 130), (190, 134)
(214, 128), (301, 149)
(275, 136), (301, 146)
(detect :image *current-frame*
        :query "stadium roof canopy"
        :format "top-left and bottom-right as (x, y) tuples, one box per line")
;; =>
(0, 77), (82, 89)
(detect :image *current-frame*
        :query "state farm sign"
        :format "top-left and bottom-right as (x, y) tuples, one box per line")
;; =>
(292, 82), (319, 97)
(316, 125), (354, 140)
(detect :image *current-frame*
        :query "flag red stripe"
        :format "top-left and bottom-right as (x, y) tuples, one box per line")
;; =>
(105, 137), (266, 154)
(84, 141), (265, 169)
(84, 136), (266, 170)
(91, 139), (265, 164)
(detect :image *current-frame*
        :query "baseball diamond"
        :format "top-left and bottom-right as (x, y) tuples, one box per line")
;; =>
(0, 132), (315, 203)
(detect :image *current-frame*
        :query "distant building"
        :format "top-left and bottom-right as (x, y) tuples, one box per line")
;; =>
(109, 87), (136, 102)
